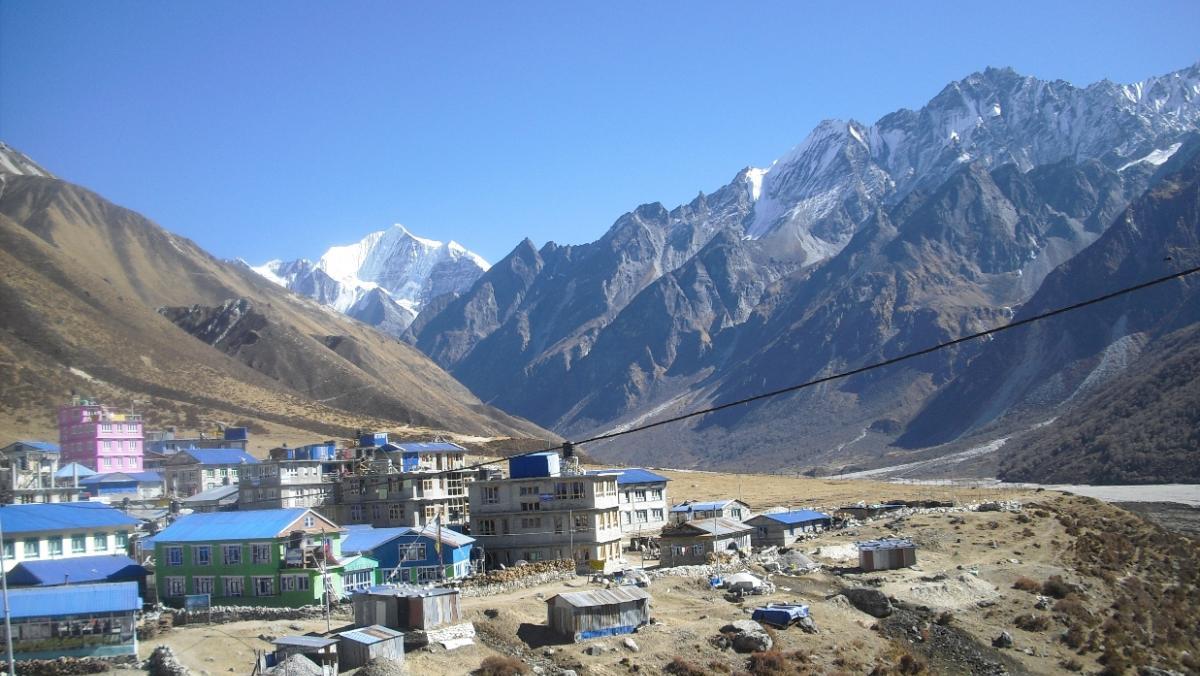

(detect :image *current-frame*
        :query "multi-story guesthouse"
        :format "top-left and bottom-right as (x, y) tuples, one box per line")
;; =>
(334, 437), (472, 528)
(587, 468), (670, 547)
(78, 472), (164, 499)
(668, 498), (751, 525)
(0, 441), (84, 504)
(57, 398), (145, 473)
(341, 524), (476, 584)
(743, 509), (833, 548)
(161, 448), (259, 497)
(3, 582), (142, 660)
(0, 502), (139, 572)
(145, 426), (250, 454)
(151, 507), (377, 607)
(468, 452), (624, 573)
(239, 443), (339, 511)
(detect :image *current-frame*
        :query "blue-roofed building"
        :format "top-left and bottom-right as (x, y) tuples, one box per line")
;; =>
(3, 581), (141, 659)
(669, 499), (751, 526)
(79, 472), (164, 499)
(151, 508), (376, 607)
(586, 468), (671, 547)
(1, 441), (86, 505)
(55, 462), (98, 482)
(341, 524), (475, 584)
(7, 553), (147, 588)
(333, 440), (471, 530)
(0, 502), (139, 572)
(162, 447), (260, 497)
(744, 510), (833, 548)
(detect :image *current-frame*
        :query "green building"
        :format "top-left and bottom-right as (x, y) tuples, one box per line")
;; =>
(151, 507), (376, 607)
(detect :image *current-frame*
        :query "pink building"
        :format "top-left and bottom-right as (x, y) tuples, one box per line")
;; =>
(57, 398), (144, 472)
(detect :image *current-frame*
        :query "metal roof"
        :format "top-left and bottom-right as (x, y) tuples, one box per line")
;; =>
(358, 585), (458, 598)
(79, 472), (163, 485)
(180, 483), (240, 503)
(585, 468), (669, 485)
(662, 517), (753, 538)
(338, 625), (403, 644)
(272, 636), (339, 649)
(2, 440), (61, 453)
(54, 463), (98, 479)
(181, 448), (260, 465)
(7, 554), (147, 587)
(386, 441), (466, 454)
(0, 501), (139, 535)
(152, 508), (320, 542)
(669, 499), (744, 513)
(547, 586), (651, 608)
(341, 524), (473, 553)
(4, 581), (140, 619)
(858, 538), (917, 551)
(753, 510), (831, 525)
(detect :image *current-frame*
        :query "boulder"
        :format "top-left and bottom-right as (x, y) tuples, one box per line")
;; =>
(720, 619), (772, 654)
(993, 631), (1013, 648)
(796, 616), (818, 634)
(622, 637), (640, 653)
(841, 588), (893, 618)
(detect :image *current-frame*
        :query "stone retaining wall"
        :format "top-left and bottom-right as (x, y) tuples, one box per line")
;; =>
(172, 604), (338, 625)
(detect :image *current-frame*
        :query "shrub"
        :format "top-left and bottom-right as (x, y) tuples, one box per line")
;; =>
(1014, 613), (1051, 632)
(1012, 577), (1040, 592)
(1042, 575), (1075, 599)
(665, 656), (709, 676)
(476, 656), (528, 676)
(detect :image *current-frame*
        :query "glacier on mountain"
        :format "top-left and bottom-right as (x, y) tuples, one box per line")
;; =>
(253, 224), (489, 334)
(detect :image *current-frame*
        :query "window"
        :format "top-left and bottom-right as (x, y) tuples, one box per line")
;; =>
(252, 576), (276, 596)
(24, 539), (39, 558)
(222, 544), (242, 565)
(400, 543), (427, 561)
(520, 501), (540, 512)
(194, 576), (214, 595)
(634, 489), (647, 502)
(280, 574), (309, 592)
(421, 479), (435, 492)
(116, 531), (129, 547)
(103, 457), (112, 469)
(692, 544), (704, 556)
(553, 516), (564, 534)
(389, 503), (402, 520)
(165, 546), (183, 566)
(71, 534), (87, 553)
(520, 517), (541, 529)
(350, 505), (363, 521)
(101, 423), (112, 433)
(519, 485), (540, 496)
(636, 510), (648, 524)
(2, 542), (12, 560)
(251, 543), (272, 564)
(165, 576), (186, 597)
(652, 508), (664, 522)
(48, 537), (63, 556)
(223, 576), (244, 597)
(477, 520), (496, 536)
(481, 486), (499, 504)
(193, 545), (211, 566)
(622, 511), (632, 525)
(371, 504), (381, 520)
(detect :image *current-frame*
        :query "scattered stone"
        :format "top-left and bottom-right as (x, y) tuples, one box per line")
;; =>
(583, 645), (605, 656)
(720, 619), (772, 653)
(147, 645), (190, 676)
(797, 616), (818, 634)
(622, 637), (639, 653)
(1139, 667), (1185, 676)
(841, 588), (893, 618)
(993, 631), (1014, 648)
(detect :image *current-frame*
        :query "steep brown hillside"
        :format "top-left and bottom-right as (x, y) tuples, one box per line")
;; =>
(0, 163), (550, 445)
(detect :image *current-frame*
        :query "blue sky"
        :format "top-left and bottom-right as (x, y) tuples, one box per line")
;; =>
(1, 1), (1197, 264)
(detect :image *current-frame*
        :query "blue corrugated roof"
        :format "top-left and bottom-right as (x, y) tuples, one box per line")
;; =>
(670, 499), (739, 513)
(54, 463), (98, 479)
(586, 468), (669, 485)
(4, 581), (141, 618)
(759, 510), (831, 525)
(4, 440), (61, 453)
(153, 508), (318, 542)
(182, 448), (259, 465)
(7, 555), (147, 587)
(388, 441), (466, 454)
(79, 472), (163, 485)
(0, 502), (139, 535)
(180, 483), (240, 503)
(341, 525), (474, 554)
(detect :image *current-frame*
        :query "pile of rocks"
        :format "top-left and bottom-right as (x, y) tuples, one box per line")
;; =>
(13, 657), (121, 676)
(173, 604), (331, 625)
(462, 560), (576, 597)
(146, 646), (189, 676)
(716, 620), (773, 653)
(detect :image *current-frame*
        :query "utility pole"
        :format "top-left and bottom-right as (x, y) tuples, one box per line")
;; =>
(1, 511), (15, 676)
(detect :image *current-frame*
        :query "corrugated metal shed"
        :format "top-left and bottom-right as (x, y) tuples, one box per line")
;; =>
(545, 587), (651, 641)
(338, 625), (404, 670)
(7, 554), (147, 587)
(152, 507), (320, 542)
(181, 448), (260, 465)
(4, 581), (140, 618)
(352, 586), (462, 630)
(858, 539), (917, 571)
(667, 518), (752, 537)
(0, 501), (138, 534)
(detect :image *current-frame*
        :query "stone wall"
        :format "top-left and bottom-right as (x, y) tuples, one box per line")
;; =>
(171, 604), (342, 625)
(461, 559), (577, 597)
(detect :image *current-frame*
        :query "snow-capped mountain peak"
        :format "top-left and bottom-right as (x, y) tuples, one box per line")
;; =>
(252, 225), (490, 335)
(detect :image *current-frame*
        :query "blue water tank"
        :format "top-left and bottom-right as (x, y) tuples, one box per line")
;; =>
(359, 432), (389, 447)
(223, 427), (248, 441)
(509, 452), (561, 479)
